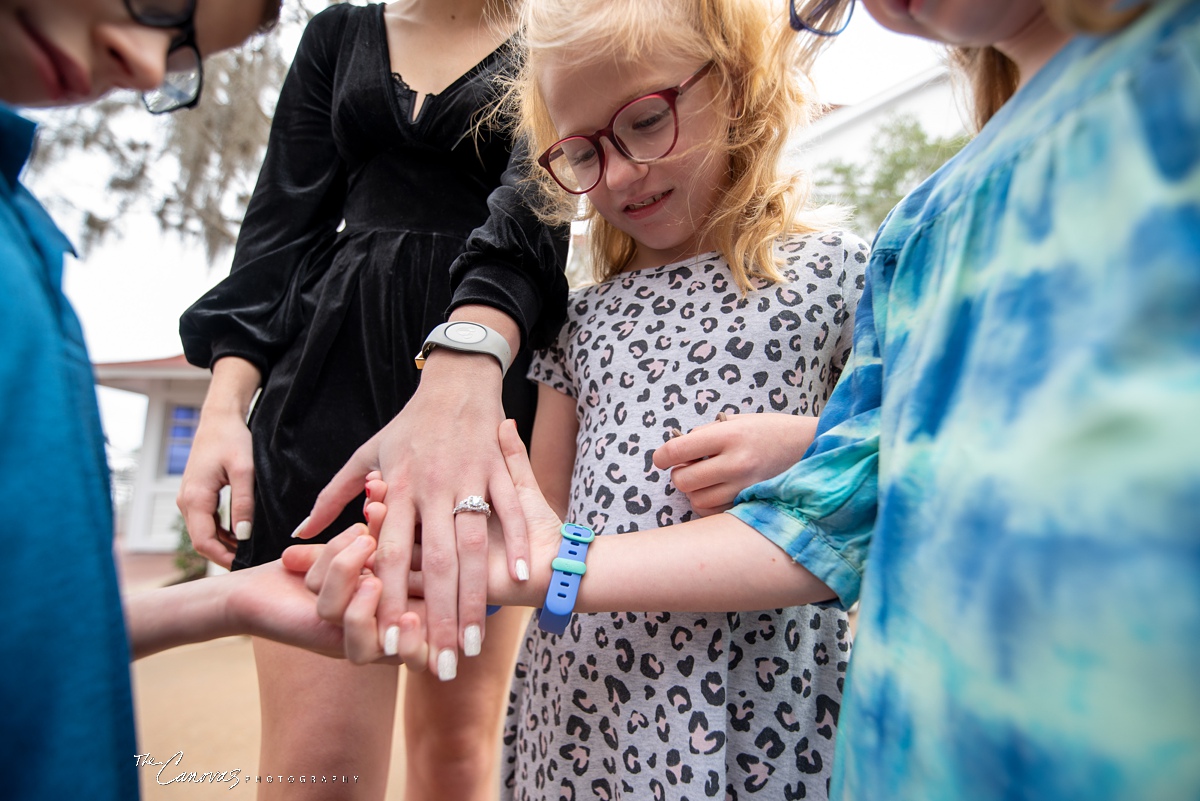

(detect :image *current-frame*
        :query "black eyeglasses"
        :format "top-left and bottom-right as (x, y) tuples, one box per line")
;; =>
(123, 0), (204, 113)
(537, 62), (715, 195)
(789, 0), (855, 36)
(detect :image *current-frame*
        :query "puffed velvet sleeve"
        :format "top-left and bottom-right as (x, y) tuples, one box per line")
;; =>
(447, 138), (570, 351)
(726, 260), (886, 609)
(179, 5), (350, 376)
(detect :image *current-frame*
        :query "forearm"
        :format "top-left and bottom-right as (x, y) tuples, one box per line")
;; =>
(204, 356), (262, 418)
(125, 579), (233, 660)
(495, 514), (837, 613)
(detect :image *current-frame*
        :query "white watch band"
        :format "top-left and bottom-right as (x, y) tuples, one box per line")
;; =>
(414, 322), (513, 377)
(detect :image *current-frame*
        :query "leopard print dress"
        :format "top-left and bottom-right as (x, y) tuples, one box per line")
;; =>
(504, 231), (869, 801)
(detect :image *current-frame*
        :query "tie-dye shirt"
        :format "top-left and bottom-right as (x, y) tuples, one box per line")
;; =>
(729, 2), (1200, 799)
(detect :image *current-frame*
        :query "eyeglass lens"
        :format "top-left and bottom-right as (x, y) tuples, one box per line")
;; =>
(790, 0), (854, 36)
(126, 0), (201, 113)
(548, 95), (678, 192)
(126, 0), (194, 27)
(143, 46), (201, 113)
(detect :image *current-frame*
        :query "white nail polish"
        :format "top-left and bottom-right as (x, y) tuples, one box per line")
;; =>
(383, 626), (400, 657)
(437, 649), (458, 681)
(516, 559), (530, 582)
(234, 521), (252, 541)
(464, 625), (482, 657)
(290, 515), (311, 539)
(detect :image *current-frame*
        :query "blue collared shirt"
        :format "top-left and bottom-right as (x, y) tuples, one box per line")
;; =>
(0, 103), (137, 799)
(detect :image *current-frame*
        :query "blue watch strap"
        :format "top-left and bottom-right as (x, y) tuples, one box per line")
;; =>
(537, 523), (595, 635)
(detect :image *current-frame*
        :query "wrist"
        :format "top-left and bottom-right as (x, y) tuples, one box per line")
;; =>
(413, 351), (507, 421)
(419, 346), (507, 382)
(416, 321), (513, 377)
(200, 397), (253, 421)
(536, 522), (594, 635)
(206, 357), (262, 418)
(219, 571), (256, 641)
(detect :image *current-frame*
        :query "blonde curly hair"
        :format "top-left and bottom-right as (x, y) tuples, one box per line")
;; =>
(502, 0), (838, 289)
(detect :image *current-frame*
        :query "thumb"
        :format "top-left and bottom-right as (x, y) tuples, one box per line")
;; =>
(280, 543), (324, 574)
(229, 463), (256, 542)
(497, 419), (560, 532)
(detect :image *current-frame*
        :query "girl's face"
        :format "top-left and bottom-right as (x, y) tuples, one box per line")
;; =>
(861, 0), (1050, 47)
(0, 0), (265, 108)
(539, 51), (731, 272)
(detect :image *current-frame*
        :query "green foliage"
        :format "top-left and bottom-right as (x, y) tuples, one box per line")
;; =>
(172, 515), (208, 583)
(814, 113), (969, 241)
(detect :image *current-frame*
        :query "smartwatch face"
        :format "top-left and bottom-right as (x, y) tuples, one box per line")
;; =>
(444, 322), (488, 344)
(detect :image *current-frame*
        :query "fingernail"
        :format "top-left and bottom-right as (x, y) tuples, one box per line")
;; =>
(383, 625), (400, 656)
(437, 649), (458, 681)
(364, 507), (370, 523)
(290, 515), (310, 539)
(670, 427), (683, 439)
(365, 485), (372, 500)
(716, 411), (728, 422)
(516, 558), (530, 582)
(234, 521), (252, 541)
(464, 625), (482, 657)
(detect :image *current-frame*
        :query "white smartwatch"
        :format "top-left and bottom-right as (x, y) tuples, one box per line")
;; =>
(414, 322), (513, 377)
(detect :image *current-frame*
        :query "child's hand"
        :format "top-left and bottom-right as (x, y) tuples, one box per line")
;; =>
(487, 419), (567, 607)
(285, 474), (430, 667)
(652, 413), (820, 516)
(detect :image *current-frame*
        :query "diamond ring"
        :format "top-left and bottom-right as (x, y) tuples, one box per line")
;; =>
(453, 495), (491, 518)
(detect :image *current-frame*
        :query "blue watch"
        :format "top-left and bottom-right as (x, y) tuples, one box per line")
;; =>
(537, 522), (595, 635)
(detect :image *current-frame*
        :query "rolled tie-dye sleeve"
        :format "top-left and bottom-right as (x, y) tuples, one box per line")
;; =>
(728, 261), (886, 609)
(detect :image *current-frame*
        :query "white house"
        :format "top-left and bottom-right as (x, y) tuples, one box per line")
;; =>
(94, 355), (210, 552)
(787, 64), (967, 176)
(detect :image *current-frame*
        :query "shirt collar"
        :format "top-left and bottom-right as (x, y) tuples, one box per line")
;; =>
(0, 104), (38, 192)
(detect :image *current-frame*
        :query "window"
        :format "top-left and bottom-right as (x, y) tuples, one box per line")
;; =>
(164, 405), (200, 475)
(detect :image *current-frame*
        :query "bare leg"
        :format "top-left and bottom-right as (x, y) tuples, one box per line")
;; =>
(403, 607), (529, 801)
(252, 638), (399, 800)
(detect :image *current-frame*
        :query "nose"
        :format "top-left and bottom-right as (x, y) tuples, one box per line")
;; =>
(93, 22), (170, 92)
(601, 137), (649, 191)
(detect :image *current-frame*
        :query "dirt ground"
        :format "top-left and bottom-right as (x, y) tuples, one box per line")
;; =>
(116, 547), (855, 799)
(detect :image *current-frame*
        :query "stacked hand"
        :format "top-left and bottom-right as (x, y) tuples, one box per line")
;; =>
(292, 421), (563, 666)
(288, 412), (820, 665)
(289, 352), (531, 679)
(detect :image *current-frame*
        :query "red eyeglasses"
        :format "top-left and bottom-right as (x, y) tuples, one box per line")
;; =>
(537, 62), (715, 195)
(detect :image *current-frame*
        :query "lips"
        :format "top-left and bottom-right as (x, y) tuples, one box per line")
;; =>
(624, 190), (672, 217)
(17, 12), (92, 101)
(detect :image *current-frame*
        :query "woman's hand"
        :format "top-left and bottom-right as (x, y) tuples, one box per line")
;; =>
(176, 357), (261, 568)
(300, 424), (562, 667)
(293, 309), (528, 681)
(652, 413), (820, 516)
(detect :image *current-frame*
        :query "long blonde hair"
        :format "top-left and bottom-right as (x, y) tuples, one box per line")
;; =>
(506, 0), (834, 289)
(797, 0), (1146, 131)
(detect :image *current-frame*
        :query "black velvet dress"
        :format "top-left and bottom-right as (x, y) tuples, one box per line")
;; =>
(180, 3), (567, 567)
